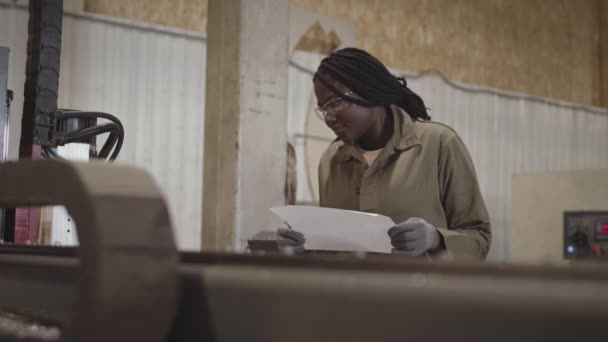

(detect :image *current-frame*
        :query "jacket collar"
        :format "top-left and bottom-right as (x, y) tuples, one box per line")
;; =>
(334, 105), (421, 163)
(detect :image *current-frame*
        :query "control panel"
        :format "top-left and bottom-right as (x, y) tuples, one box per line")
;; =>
(564, 211), (608, 260)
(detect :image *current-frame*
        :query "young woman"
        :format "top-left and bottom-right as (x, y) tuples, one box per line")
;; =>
(279, 48), (491, 260)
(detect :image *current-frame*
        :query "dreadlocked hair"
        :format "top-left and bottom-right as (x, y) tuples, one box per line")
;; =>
(314, 47), (431, 121)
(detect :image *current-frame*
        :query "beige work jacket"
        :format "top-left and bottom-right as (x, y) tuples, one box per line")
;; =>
(318, 106), (491, 260)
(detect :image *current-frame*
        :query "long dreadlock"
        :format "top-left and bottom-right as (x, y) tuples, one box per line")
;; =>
(314, 47), (431, 121)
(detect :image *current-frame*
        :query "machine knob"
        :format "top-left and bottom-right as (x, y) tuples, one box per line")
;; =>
(570, 231), (589, 248)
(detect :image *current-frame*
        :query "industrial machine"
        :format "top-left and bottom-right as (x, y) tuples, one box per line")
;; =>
(0, 1), (607, 342)
(1, 0), (124, 245)
(564, 211), (608, 259)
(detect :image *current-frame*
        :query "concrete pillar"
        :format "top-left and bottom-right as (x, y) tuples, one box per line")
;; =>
(599, 0), (608, 107)
(203, 0), (289, 251)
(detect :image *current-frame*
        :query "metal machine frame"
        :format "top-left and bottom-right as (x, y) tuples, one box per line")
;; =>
(3, 0), (125, 245)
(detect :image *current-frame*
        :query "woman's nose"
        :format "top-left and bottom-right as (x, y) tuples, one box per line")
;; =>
(324, 111), (338, 124)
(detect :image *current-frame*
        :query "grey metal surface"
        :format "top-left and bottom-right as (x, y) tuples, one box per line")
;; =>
(1, 246), (608, 341)
(0, 254), (75, 342)
(185, 262), (608, 342)
(0, 46), (7, 162)
(0, 311), (61, 342)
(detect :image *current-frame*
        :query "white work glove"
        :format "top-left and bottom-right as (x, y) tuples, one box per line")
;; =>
(276, 226), (306, 254)
(388, 218), (438, 256)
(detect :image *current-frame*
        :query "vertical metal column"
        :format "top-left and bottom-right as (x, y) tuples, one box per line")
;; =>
(0, 47), (8, 163)
(15, 0), (63, 244)
(0, 46), (9, 240)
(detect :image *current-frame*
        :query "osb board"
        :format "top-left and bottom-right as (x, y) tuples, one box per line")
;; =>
(291, 0), (600, 106)
(290, 7), (356, 54)
(85, 0), (208, 33)
(85, 0), (600, 105)
(511, 170), (608, 264)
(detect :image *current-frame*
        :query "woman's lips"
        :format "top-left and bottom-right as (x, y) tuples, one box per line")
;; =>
(332, 125), (346, 137)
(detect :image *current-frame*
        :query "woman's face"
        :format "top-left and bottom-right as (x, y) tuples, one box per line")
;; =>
(313, 76), (377, 145)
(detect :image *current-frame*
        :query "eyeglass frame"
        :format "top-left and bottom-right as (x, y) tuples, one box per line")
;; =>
(314, 91), (354, 121)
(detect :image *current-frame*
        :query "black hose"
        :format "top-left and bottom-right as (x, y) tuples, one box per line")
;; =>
(98, 131), (119, 160)
(58, 111), (124, 160)
(64, 123), (119, 144)
(65, 123), (121, 162)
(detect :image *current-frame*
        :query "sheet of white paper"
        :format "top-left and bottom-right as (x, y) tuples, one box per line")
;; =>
(270, 205), (395, 253)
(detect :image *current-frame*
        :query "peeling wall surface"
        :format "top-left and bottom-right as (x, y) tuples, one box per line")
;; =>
(85, 0), (208, 32)
(87, 0), (600, 106)
(291, 0), (600, 106)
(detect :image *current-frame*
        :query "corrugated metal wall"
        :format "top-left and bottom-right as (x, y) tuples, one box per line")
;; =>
(2, 3), (608, 259)
(0, 3), (205, 250)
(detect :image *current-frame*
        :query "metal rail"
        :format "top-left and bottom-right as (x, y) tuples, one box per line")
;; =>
(2, 242), (608, 341)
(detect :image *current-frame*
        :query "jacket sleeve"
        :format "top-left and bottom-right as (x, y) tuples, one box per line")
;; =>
(436, 133), (492, 260)
(317, 145), (333, 208)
